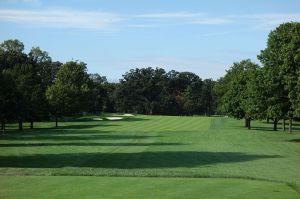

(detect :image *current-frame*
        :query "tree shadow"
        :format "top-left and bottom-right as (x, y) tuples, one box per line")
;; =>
(250, 127), (276, 132)
(0, 142), (182, 147)
(288, 139), (300, 143)
(56, 124), (118, 130)
(121, 117), (149, 122)
(0, 151), (281, 169)
(0, 134), (161, 141)
(0, 123), (117, 135)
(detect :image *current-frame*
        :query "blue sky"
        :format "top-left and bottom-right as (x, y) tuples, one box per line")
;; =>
(1, 0), (300, 81)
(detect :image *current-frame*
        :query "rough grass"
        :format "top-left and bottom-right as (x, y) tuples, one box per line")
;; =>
(0, 115), (300, 198)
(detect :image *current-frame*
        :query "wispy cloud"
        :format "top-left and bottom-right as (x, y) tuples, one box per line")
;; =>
(0, 8), (299, 31)
(0, 9), (122, 30)
(134, 12), (233, 25)
(234, 13), (300, 29)
(135, 12), (205, 19)
(21, 0), (39, 2)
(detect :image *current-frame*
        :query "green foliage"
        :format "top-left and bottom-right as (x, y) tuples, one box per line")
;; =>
(258, 22), (300, 119)
(221, 60), (261, 120)
(114, 68), (216, 115)
(114, 67), (167, 114)
(46, 61), (91, 118)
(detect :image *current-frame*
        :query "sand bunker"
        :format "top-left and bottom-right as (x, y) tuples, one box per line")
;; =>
(93, 118), (103, 121)
(123, 114), (134, 116)
(106, 117), (123, 120)
(113, 114), (134, 117)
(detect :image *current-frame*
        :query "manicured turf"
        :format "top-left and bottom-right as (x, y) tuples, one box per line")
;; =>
(1, 176), (299, 199)
(0, 115), (300, 198)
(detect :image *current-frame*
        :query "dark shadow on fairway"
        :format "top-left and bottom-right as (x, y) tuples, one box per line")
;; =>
(232, 125), (275, 132)
(251, 126), (300, 132)
(288, 139), (300, 143)
(42, 123), (118, 130)
(250, 127), (276, 132)
(0, 134), (160, 141)
(0, 151), (281, 169)
(120, 117), (149, 122)
(0, 142), (182, 147)
(0, 123), (118, 135)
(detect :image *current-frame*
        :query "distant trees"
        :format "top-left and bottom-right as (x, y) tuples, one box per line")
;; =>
(113, 68), (216, 115)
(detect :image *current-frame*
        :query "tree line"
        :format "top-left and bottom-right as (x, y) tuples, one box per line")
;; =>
(0, 41), (216, 131)
(0, 22), (299, 132)
(215, 22), (300, 133)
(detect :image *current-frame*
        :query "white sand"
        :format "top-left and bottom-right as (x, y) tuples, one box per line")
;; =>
(93, 118), (103, 121)
(123, 114), (134, 116)
(113, 114), (134, 117)
(106, 117), (123, 120)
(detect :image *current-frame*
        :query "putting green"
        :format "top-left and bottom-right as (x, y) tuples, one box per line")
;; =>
(0, 176), (299, 199)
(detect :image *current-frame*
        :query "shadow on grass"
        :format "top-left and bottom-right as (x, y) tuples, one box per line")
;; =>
(0, 123), (117, 135)
(250, 127), (276, 132)
(0, 151), (281, 169)
(1, 116), (148, 134)
(289, 139), (300, 143)
(251, 126), (300, 132)
(0, 142), (181, 147)
(0, 134), (161, 141)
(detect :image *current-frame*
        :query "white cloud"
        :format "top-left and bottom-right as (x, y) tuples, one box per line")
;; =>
(21, 0), (39, 2)
(135, 12), (205, 19)
(0, 8), (299, 31)
(134, 12), (233, 25)
(0, 9), (122, 30)
(234, 13), (300, 29)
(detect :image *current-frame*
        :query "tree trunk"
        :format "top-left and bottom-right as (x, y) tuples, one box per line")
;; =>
(245, 118), (248, 128)
(55, 116), (58, 128)
(273, 119), (278, 131)
(267, 118), (270, 123)
(30, 121), (33, 129)
(247, 118), (251, 130)
(283, 119), (286, 131)
(1, 121), (5, 134)
(289, 118), (292, 134)
(149, 109), (153, 115)
(18, 119), (23, 131)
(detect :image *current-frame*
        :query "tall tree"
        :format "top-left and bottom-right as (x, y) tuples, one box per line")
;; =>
(46, 61), (91, 127)
(241, 66), (267, 129)
(221, 60), (261, 129)
(258, 22), (300, 132)
(88, 74), (108, 114)
(0, 71), (17, 133)
(0, 39), (32, 130)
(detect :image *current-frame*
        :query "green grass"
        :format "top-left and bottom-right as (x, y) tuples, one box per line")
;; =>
(0, 115), (300, 198)
(1, 176), (299, 199)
